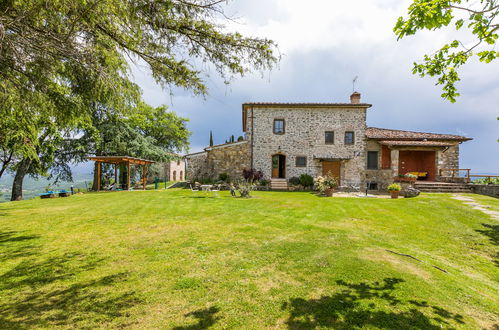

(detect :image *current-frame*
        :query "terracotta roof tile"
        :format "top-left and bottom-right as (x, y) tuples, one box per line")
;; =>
(366, 127), (471, 141)
(243, 102), (372, 108)
(379, 140), (455, 147)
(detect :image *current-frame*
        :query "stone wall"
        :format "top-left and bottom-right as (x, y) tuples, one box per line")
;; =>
(246, 106), (368, 187)
(184, 141), (250, 181)
(470, 184), (499, 198)
(436, 143), (460, 176)
(205, 141), (250, 181)
(185, 152), (209, 180)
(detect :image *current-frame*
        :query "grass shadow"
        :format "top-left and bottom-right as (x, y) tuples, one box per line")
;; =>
(0, 252), (140, 328)
(476, 223), (498, 246)
(476, 223), (498, 266)
(172, 306), (220, 330)
(282, 278), (465, 329)
(0, 230), (40, 262)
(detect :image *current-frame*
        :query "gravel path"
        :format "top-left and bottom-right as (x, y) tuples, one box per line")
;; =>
(452, 194), (499, 220)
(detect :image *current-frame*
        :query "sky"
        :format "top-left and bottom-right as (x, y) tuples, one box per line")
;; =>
(131, 0), (499, 174)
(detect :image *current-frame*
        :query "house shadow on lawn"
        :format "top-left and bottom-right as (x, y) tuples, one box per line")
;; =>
(172, 306), (220, 330)
(282, 278), (465, 329)
(0, 251), (141, 328)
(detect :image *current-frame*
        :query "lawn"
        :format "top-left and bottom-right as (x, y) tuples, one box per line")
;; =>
(0, 190), (497, 329)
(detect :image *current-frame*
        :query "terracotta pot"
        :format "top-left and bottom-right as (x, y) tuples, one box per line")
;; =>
(390, 190), (400, 199)
(324, 188), (334, 197)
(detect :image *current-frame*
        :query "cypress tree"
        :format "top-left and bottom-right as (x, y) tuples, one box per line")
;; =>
(209, 130), (214, 146)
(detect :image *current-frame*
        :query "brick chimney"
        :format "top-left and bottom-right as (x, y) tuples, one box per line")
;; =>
(350, 91), (361, 104)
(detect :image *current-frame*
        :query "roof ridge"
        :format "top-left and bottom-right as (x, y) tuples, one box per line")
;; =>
(366, 127), (471, 140)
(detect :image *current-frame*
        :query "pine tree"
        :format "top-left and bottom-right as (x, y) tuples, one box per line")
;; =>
(209, 130), (214, 146)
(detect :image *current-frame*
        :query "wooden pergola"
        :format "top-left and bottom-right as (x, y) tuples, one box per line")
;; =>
(88, 156), (155, 191)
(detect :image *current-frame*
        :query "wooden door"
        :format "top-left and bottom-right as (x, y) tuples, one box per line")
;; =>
(322, 161), (341, 182)
(272, 155), (286, 178)
(272, 155), (279, 178)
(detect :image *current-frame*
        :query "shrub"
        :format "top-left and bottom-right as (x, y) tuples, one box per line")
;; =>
(387, 183), (401, 191)
(405, 173), (418, 179)
(299, 174), (314, 187)
(243, 168), (263, 182)
(314, 174), (338, 193)
(259, 179), (270, 187)
(230, 181), (254, 198)
(218, 173), (229, 182)
(472, 177), (499, 185)
(289, 177), (301, 186)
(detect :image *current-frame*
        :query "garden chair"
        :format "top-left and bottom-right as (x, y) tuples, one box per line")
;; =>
(211, 184), (220, 197)
(190, 184), (200, 194)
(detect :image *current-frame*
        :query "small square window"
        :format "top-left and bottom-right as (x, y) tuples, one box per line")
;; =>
(273, 119), (285, 134)
(295, 156), (307, 167)
(325, 131), (334, 144)
(345, 131), (355, 145)
(368, 182), (378, 190)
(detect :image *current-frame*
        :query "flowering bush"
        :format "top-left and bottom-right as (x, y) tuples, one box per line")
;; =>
(387, 183), (401, 191)
(405, 173), (418, 179)
(314, 173), (338, 193)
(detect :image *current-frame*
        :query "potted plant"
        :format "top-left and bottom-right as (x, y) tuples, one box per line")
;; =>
(394, 173), (417, 183)
(387, 183), (401, 199)
(314, 173), (338, 197)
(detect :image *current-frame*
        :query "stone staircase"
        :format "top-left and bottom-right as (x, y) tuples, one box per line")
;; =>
(270, 178), (289, 190)
(414, 182), (472, 193)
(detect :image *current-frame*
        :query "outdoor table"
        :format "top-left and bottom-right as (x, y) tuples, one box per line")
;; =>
(200, 185), (213, 192)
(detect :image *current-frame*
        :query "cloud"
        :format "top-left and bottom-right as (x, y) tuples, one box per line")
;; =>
(131, 0), (499, 173)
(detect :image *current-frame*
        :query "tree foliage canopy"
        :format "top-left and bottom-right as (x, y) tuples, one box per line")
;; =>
(394, 0), (498, 102)
(0, 0), (278, 97)
(0, 0), (278, 195)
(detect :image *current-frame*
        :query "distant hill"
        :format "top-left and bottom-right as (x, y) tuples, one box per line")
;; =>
(0, 163), (94, 202)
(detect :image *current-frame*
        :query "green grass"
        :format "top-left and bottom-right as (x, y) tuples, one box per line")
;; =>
(0, 190), (497, 329)
(145, 181), (173, 190)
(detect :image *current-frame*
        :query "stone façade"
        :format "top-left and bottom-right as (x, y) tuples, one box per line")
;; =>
(185, 93), (471, 190)
(245, 105), (369, 187)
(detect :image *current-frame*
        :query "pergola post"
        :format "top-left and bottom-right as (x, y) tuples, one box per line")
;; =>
(96, 161), (101, 191)
(142, 165), (148, 190)
(114, 164), (118, 188)
(127, 161), (131, 191)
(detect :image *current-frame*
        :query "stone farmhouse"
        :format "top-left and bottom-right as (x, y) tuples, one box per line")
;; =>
(156, 157), (186, 182)
(185, 92), (471, 190)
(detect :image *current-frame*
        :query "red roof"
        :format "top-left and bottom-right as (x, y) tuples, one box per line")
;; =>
(379, 140), (455, 147)
(366, 127), (471, 141)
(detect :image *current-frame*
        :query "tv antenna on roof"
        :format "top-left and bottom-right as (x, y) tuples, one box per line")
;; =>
(352, 76), (358, 92)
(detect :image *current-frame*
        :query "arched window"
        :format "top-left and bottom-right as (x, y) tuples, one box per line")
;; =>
(173, 170), (177, 181)
(180, 171), (183, 180)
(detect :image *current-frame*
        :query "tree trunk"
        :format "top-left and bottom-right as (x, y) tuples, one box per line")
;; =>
(92, 161), (99, 191)
(11, 158), (31, 201)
